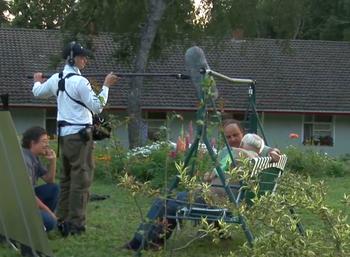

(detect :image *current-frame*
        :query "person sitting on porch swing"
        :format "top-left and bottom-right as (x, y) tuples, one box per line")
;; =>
(240, 133), (265, 155)
(204, 120), (280, 183)
(220, 119), (280, 160)
(123, 119), (281, 251)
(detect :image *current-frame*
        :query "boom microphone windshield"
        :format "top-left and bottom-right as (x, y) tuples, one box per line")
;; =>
(185, 46), (218, 100)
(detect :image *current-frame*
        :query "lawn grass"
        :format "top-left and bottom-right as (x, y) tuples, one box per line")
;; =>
(1, 175), (349, 257)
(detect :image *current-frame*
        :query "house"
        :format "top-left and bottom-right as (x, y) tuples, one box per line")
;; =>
(1, 28), (350, 155)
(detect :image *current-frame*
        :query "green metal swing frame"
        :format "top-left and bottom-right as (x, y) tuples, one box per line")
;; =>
(165, 76), (262, 245)
(164, 75), (304, 246)
(135, 74), (304, 256)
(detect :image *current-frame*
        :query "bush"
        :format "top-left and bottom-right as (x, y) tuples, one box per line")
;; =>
(123, 142), (215, 188)
(75, 137), (217, 188)
(235, 172), (350, 257)
(120, 149), (350, 257)
(285, 146), (349, 177)
(93, 140), (127, 181)
(124, 142), (177, 188)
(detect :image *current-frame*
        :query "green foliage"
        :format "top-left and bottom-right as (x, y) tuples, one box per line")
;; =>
(234, 172), (350, 257)
(285, 146), (350, 177)
(0, 0), (9, 26)
(93, 141), (127, 181)
(167, 153), (350, 256)
(118, 142), (213, 189)
(118, 172), (160, 197)
(7, 0), (350, 42)
(91, 115), (129, 181)
(9, 0), (75, 29)
(210, 0), (350, 41)
(124, 143), (177, 188)
(1, 172), (350, 256)
(59, 0), (200, 63)
(95, 141), (177, 188)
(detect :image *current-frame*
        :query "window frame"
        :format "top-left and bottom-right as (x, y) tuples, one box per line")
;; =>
(143, 111), (168, 141)
(302, 114), (335, 147)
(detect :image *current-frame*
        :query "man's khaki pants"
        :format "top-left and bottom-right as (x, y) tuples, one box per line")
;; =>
(57, 131), (94, 228)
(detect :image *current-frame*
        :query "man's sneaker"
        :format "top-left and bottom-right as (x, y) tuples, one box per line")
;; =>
(57, 220), (69, 237)
(146, 242), (163, 251)
(120, 239), (142, 251)
(120, 239), (162, 252)
(58, 221), (85, 237)
(69, 224), (86, 236)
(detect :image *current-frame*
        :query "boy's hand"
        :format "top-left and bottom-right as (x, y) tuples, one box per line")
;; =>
(44, 148), (56, 161)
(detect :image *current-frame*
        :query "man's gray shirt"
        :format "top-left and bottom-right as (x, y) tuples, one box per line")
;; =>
(22, 148), (48, 186)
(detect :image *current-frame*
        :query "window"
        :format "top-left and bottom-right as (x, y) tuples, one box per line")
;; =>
(143, 112), (167, 141)
(303, 115), (334, 146)
(45, 108), (57, 139)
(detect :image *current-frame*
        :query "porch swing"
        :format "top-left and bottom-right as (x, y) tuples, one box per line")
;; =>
(131, 47), (303, 255)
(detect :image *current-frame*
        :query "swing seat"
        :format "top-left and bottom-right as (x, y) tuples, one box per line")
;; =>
(167, 206), (240, 224)
(166, 155), (289, 242)
(210, 155), (288, 203)
(245, 155), (288, 202)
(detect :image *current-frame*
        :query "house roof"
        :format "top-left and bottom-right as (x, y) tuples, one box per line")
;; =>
(1, 27), (350, 113)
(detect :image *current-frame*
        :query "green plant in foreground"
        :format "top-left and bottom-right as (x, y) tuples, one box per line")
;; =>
(174, 156), (350, 256)
(285, 146), (349, 177)
(235, 171), (350, 257)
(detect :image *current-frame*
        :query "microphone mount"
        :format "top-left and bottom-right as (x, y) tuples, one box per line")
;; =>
(200, 68), (255, 84)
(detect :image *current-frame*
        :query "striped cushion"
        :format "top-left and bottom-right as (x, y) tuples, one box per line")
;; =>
(250, 154), (287, 177)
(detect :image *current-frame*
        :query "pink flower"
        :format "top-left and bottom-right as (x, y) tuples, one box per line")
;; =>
(185, 134), (190, 150)
(176, 136), (186, 153)
(210, 137), (216, 148)
(188, 121), (193, 142)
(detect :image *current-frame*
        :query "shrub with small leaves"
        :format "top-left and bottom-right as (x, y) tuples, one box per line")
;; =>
(120, 146), (350, 256)
(174, 156), (350, 257)
(285, 146), (349, 177)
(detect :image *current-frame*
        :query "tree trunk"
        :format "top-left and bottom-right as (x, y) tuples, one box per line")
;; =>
(127, 0), (167, 149)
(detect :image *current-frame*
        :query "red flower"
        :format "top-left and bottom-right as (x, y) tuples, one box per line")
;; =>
(168, 151), (177, 158)
(289, 133), (299, 139)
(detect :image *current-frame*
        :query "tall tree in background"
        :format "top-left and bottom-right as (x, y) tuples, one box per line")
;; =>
(202, 0), (306, 40)
(126, 0), (167, 148)
(61, 0), (203, 148)
(208, 0), (350, 40)
(303, 0), (350, 40)
(0, 0), (9, 26)
(61, 0), (350, 148)
(7, 0), (349, 147)
(9, 0), (75, 29)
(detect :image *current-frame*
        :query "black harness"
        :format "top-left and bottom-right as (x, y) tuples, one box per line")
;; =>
(56, 72), (94, 128)
(56, 72), (94, 155)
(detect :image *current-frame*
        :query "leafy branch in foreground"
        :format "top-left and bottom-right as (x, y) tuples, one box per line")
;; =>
(118, 173), (160, 197)
(120, 151), (350, 257)
(175, 155), (350, 257)
(236, 172), (350, 257)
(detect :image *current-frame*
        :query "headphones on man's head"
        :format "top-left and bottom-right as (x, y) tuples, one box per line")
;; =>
(67, 41), (76, 66)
